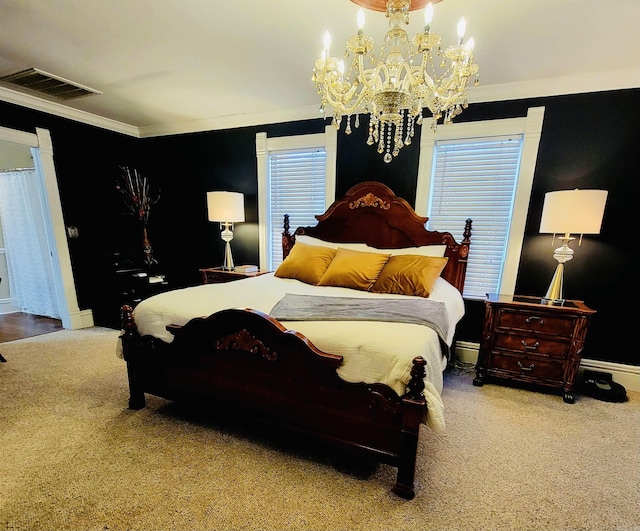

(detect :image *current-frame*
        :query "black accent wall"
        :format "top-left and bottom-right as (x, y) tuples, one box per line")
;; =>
(1, 87), (637, 366)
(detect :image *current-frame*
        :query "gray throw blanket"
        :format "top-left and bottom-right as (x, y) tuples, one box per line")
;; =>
(270, 294), (451, 358)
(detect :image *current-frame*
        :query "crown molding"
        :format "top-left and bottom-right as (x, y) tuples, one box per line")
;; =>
(0, 86), (139, 137)
(2, 70), (639, 139)
(136, 105), (322, 138)
(468, 68), (640, 104)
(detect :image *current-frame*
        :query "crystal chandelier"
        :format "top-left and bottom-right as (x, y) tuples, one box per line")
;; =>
(312, 0), (479, 163)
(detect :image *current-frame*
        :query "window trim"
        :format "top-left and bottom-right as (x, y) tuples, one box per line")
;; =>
(415, 107), (545, 298)
(256, 126), (337, 271)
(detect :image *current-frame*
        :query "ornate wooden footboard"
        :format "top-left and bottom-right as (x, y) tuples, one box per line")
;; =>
(121, 305), (427, 499)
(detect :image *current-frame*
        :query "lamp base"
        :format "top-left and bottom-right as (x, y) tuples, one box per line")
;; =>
(542, 262), (565, 306)
(222, 241), (235, 271)
(540, 297), (565, 306)
(221, 223), (235, 271)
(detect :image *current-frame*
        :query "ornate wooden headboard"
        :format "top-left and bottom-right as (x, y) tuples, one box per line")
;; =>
(282, 181), (472, 293)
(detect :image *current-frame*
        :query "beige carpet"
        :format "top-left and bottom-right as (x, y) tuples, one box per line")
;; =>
(1, 327), (638, 531)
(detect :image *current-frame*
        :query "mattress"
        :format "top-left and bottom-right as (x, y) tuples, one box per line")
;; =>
(126, 273), (465, 432)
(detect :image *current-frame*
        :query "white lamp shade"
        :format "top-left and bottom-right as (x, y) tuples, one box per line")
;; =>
(207, 191), (245, 222)
(539, 189), (608, 235)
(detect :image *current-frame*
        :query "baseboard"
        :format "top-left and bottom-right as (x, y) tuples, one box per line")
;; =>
(453, 341), (640, 393)
(66, 309), (95, 330)
(454, 341), (482, 366)
(0, 298), (19, 314)
(578, 358), (640, 394)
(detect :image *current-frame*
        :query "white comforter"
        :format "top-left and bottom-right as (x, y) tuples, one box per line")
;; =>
(129, 273), (465, 433)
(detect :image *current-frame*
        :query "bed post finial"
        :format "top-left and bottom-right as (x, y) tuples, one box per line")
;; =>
(282, 214), (295, 259)
(405, 356), (427, 400)
(121, 304), (136, 339)
(463, 219), (472, 245)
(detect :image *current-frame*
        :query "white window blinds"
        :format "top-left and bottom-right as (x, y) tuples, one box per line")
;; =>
(427, 135), (524, 299)
(268, 148), (326, 269)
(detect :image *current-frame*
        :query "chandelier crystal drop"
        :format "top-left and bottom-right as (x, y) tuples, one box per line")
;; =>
(312, 0), (479, 163)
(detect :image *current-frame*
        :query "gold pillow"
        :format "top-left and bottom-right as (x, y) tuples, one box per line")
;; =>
(317, 247), (390, 291)
(370, 255), (449, 297)
(275, 242), (336, 285)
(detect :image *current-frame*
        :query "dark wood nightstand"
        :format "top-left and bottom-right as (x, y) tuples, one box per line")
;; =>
(123, 270), (170, 306)
(473, 293), (596, 403)
(199, 267), (270, 284)
(92, 262), (170, 329)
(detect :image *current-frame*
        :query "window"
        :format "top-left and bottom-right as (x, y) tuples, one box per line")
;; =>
(267, 150), (326, 268)
(415, 107), (545, 299)
(256, 127), (336, 271)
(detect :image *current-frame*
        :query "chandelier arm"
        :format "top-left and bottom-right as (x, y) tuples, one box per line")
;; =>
(325, 85), (376, 119)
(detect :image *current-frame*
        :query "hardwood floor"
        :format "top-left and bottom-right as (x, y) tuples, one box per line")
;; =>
(0, 312), (63, 343)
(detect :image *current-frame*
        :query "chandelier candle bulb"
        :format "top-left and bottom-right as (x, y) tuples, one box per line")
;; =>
(357, 9), (365, 32)
(424, 2), (433, 29)
(457, 18), (466, 44)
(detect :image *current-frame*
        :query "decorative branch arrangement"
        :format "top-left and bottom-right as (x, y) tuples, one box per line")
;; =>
(116, 166), (161, 266)
(115, 166), (160, 225)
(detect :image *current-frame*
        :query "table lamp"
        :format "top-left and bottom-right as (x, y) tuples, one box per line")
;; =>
(207, 191), (245, 270)
(539, 189), (607, 304)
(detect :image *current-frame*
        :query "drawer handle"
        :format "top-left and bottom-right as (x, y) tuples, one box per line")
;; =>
(518, 361), (535, 371)
(521, 340), (540, 351)
(525, 315), (544, 325)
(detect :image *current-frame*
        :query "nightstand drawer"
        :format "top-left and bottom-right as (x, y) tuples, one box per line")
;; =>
(493, 332), (570, 359)
(488, 352), (565, 382)
(496, 308), (576, 337)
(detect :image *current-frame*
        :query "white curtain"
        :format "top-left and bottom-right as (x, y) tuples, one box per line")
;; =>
(0, 169), (59, 318)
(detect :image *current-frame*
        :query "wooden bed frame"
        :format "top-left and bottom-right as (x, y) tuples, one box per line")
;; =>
(120, 181), (472, 499)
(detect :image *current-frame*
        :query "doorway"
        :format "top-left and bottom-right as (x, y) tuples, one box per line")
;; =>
(0, 125), (91, 330)
(0, 144), (59, 318)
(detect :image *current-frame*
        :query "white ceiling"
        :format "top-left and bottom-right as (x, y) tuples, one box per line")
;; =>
(0, 0), (638, 138)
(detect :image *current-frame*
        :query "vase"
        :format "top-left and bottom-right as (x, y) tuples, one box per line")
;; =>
(142, 225), (158, 267)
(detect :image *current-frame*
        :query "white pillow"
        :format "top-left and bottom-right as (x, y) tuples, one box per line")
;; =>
(366, 244), (447, 257)
(295, 234), (370, 253)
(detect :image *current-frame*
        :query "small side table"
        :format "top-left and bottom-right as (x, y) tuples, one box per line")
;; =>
(121, 270), (170, 307)
(473, 293), (596, 403)
(199, 267), (270, 285)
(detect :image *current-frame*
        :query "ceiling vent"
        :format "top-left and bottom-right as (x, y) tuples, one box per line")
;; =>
(0, 68), (101, 100)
